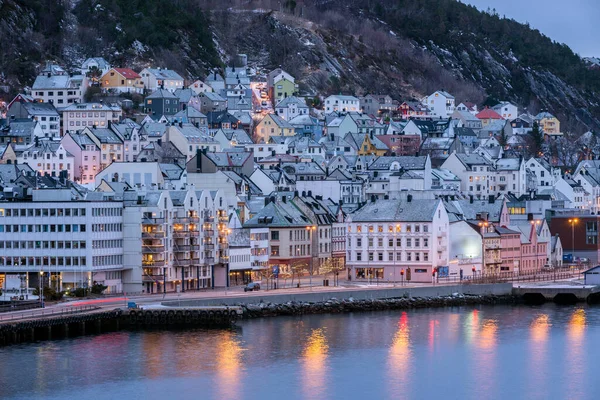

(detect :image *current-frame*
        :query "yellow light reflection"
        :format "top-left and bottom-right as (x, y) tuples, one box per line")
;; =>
(387, 312), (412, 396)
(527, 313), (551, 398)
(566, 308), (586, 399)
(464, 309), (480, 344)
(530, 314), (550, 343)
(478, 319), (498, 350)
(216, 331), (244, 400)
(302, 328), (329, 399)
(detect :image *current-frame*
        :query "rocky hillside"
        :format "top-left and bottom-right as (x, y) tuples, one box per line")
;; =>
(1, 0), (600, 134)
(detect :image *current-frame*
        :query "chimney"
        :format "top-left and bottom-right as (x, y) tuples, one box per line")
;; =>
(179, 122), (183, 128)
(270, 196), (276, 204)
(371, 195), (376, 203)
(527, 213), (534, 221)
(469, 195), (474, 204)
(264, 197), (270, 207)
(488, 194), (495, 204)
(407, 194), (413, 202)
(282, 196), (287, 203)
(302, 191), (306, 197)
(308, 190), (312, 197)
(384, 195), (389, 200)
(294, 190), (299, 197)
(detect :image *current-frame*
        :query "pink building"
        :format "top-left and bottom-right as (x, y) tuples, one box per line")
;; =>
(61, 132), (101, 185)
(516, 222), (548, 275)
(497, 226), (521, 273)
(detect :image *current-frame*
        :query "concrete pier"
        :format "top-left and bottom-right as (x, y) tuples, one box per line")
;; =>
(513, 282), (600, 303)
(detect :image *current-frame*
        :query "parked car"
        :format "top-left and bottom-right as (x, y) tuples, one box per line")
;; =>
(244, 282), (260, 292)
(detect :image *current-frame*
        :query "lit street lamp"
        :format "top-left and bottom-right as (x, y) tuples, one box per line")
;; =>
(39, 270), (45, 308)
(568, 218), (579, 263)
(306, 225), (317, 289)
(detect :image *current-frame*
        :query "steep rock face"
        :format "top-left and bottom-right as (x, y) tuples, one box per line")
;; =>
(1, 0), (600, 134)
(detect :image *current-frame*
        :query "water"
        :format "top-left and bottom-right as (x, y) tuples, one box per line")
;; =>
(1, 304), (599, 400)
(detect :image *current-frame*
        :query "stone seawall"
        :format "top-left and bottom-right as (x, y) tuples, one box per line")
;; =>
(239, 293), (520, 318)
(164, 283), (514, 308)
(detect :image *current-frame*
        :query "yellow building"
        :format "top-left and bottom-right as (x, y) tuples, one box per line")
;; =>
(255, 113), (295, 143)
(345, 133), (388, 156)
(536, 112), (561, 136)
(101, 68), (144, 94)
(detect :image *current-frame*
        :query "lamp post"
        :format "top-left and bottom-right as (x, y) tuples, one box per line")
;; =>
(306, 225), (316, 289)
(478, 221), (489, 277)
(39, 270), (44, 308)
(568, 218), (578, 264)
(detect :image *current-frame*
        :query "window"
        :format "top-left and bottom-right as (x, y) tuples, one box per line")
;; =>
(357, 238), (362, 247)
(356, 252), (362, 261)
(406, 238), (412, 247)
(271, 246), (280, 256)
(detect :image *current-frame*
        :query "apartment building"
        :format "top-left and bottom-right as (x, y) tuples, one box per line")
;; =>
(345, 196), (450, 283)
(61, 103), (123, 135)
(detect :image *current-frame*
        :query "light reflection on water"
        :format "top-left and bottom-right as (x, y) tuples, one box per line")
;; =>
(2, 305), (600, 400)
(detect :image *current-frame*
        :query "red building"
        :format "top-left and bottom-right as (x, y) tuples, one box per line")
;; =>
(550, 214), (599, 264)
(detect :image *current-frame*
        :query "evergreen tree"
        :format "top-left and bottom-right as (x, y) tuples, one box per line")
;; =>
(529, 121), (544, 156)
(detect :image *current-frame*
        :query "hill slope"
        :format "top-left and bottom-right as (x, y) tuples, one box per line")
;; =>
(1, 0), (599, 133)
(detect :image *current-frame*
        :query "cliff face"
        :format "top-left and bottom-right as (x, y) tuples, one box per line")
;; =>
(1, 0), (599, 134)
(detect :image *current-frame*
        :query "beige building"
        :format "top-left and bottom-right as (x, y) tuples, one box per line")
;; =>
(62, 103), (122, 135)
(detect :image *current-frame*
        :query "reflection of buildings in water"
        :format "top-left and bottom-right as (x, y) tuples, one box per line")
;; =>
(387, 312), (412, 397)
(446, 313), (461, 344)
(216, 331), (245, 400)
(566, 308), (586, 399)
(302, 328), (329, 399)
(464, 309), (480, 344)
(143, 332), (176, 379)
(428, 319), (440, 350)
(527, 313), (551, 398)
(478, 319), (498, 350)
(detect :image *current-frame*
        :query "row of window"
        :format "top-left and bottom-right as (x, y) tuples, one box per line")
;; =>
(0, 225), (86, 233)
(349, 224), (429, 233)
(91, 224), (122, 232)
(0, 256), (87, 267)
(0, 208), (87, 217)
(92, 240), (124, 249)
(91, 208), (123, 217)
(92, 255), (124, 267)
(0, 240), (87, 249)
(352, 237), (429, 248)
(352, 251), (430, 262)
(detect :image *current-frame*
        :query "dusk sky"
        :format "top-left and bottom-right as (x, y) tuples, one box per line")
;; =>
(462, 0), (599, 57)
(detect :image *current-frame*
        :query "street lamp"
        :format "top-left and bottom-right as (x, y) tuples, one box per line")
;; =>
(306, 225), (316, 289)
(568, 218), (578, 264)
(478, 221), (489, 276)
(39, 270), (45, 308)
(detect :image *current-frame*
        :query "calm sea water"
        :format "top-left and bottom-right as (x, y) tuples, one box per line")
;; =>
(1, 304), (598, 400)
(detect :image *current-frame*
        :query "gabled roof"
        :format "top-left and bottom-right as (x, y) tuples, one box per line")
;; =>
(275, 96), (308, 108)
(144, 68), (184, 81)
(351, 199), (442, 222)
(244, 200), (312, 228)
(146, 88), (178, 100)
(368, 156), (428, 170)
(476, 107), (503, 120)
(205, 151), (252, 167)
(112, 68), (141, 79)
(455, 153), (493, 168)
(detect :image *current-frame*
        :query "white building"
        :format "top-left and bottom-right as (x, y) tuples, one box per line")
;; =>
(17, 140), (75, 180)
(188, 79), (214, 94)
(324, 95), (360, 114)
(526, 157), (560, 191)
(139, 68), (185, 92)
(81, 57), (111, 77)
(492, 101), (519, 120)
(425, 91), (455, 118)
(345, 197), (449, 283)
(441, 152), (493, 199)
(32, 63), (87, 106)
(274, 96), (309, 120)
(61, 103), (123, 135)
(0, 190), (126, 293)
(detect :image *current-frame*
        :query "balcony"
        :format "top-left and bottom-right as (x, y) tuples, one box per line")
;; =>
(205, 257), (215, 264)
(142, 217), (165, 224)
(174, 245), (191, 252)
(438, 245), (447, 252)
(173, 230), (189, 238)
(143, 245), (165, 253)
(204, 243), (215, 250)
(204, 229), (215, 236)
(143, 260), (165, 267)
(204, 216), (215, 223)
(190, 244), (201, 251)
(485, 256), (502, 264)
(189, 230), (200, 237)
(174, 259), (191, 267)
(485, 243), (500, 250)
(142, 231), (165, 239)
(219, 256), (229, 264)
(188, 216), (200, 223)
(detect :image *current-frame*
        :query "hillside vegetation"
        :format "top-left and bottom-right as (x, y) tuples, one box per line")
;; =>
(1, 0), (599, 133)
